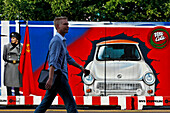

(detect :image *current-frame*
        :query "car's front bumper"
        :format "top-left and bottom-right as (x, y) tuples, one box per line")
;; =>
(84, 80), (155, 96)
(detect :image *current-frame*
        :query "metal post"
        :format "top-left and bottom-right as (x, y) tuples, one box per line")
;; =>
(104, 27), (107, 96)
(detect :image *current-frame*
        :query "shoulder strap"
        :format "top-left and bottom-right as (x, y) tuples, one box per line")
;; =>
(43, 51), (49, 70)
(43, 51), (65, 70)
(61, 55), (65, 69)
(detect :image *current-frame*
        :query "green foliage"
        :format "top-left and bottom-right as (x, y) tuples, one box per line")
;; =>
(0, 0), (54, 20)
(0, 0), (169, 21)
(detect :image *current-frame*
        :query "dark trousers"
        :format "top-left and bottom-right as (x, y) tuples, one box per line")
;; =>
(34, 74), (78, 113)
(7, 87), (20, 96)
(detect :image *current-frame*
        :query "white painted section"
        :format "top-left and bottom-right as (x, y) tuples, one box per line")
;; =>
(138, 96), (146, 110)
(1, 21), (10, 96)
(33, 96), (42, 105)
(0, 96), (7, 105)
(18, 96), (25, 105)
(15, 20), (20, 33)
(52, 96), (58, 105)
(84, 96), (92, 105)
(16, 96), (20, 105)
(101, 96), (109, 105)
(154, 96), (163, 106)
(118, 96), (126, 110)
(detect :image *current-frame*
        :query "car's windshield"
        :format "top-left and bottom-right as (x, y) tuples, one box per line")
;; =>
(97, 44), (141, 61)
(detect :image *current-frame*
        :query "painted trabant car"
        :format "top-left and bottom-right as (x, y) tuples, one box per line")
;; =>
(82, 39), (155, 96)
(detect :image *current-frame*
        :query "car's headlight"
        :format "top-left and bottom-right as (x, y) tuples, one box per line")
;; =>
(143, 73), (155, 85)
(82, 73), (95, 85)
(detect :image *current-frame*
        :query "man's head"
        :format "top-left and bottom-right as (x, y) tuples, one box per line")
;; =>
(54, 16), (69, 36)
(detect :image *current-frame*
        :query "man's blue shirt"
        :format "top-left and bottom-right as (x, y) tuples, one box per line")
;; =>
(48, 32), (75, 80)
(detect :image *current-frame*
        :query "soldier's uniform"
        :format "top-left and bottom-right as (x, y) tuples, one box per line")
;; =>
(3, 32), (23, 96)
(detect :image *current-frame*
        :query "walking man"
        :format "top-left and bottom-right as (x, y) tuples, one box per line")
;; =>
(34, 16), (84, 113)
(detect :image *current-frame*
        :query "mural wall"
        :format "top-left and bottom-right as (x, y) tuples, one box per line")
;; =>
(0, 21), (170, 97)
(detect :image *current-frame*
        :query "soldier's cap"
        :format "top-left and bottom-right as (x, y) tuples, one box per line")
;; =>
(10, 32), (21, 41)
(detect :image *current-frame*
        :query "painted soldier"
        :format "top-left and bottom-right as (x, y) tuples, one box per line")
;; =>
(3, 32), (23, 96)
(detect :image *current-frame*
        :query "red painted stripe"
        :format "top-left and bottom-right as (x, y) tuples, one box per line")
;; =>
(25, 96), (33, 105)
(126, 97), (132, 110)
(7, 96), (16, 105)
(92, 96), (101, 105)
(132, 96), (138, 110)
(163, 97), (170, 106)
(109, 96), (118, 105)
(146, 96), (155, 106)
(58, 96), (64, 105)
(7, 96), (170, 109)
(75, 96), (84, 105)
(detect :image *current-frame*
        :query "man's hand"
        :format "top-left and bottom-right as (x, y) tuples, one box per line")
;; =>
(45, 78), (53, 90)
(84, 69), (90, 76)
(45, 65), (55, 90)
(80, 67), (90, 77)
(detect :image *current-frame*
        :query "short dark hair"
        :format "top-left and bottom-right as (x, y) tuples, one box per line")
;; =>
(54, 16), (68, 30)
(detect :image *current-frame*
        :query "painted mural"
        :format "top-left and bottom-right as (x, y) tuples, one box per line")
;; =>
(0, 21), (170, 97)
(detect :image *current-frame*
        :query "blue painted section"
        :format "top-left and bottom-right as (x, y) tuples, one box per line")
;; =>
(28, 21), (53, 25)
(28, 26), (89, 71)
(65, 28), (89, 46)
(30, 27), (54, 71)
(10, 26), (16, 33)
(9, 21), (16, 24)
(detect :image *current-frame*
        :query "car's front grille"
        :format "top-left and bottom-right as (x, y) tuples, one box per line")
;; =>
(96, 82), (142, 90)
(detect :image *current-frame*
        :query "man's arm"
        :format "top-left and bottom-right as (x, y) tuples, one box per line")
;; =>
(66, 50), (85, 72)
(72, 62), (85, 72)
(45, 39), (61, 90)
(45, 65), (55, 90)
